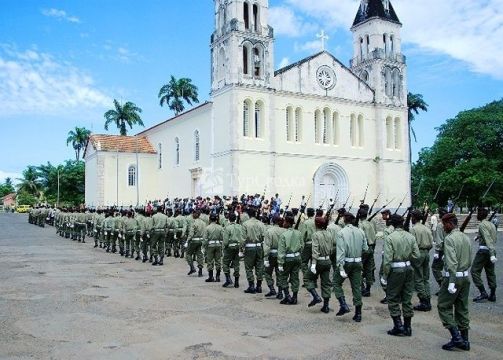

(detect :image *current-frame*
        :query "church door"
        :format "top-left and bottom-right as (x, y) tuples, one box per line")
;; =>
(313, 162), (349, 210)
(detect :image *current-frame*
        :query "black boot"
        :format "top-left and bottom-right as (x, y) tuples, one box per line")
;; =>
(124, 251), (129, 258)
(488, 288), (496, 302)
(265, 285), (277, 297)
(276, 287), (283, 300)
(442, 327), (465, 351)
(362, 284), (371, 297)
(414, 298), (432, 311)
(187, 264), (196, 275)
(167, 248), (172, 257)
(112, 246), (117, 253)
(460, 329), (471, 351)
(255, 280), (262, 294)
(94, 242), (98, 248)
(336, 297), (350, 316)
(152, 256), (159, 266)
(380, 296), (388, 304)
(106, 245), (110, 253)
(205, 270), (215, 282)
(244, 281), (256, 294)
(321, 298), (330, 313)
(353, 305), (362, 322)
(288, 291), (298, 305)
(120, 249), (124, 256)
(234, 276), (239, 288)
(308, 289), (322, 307)
(222, 274), (233, 287)
(198, 266), (203, 277)
(158, 256), (164, 266)
(388, 316), (404, 336)
(403, 317), (412, 336)
(473, 287), (489, 302)
(149, 255), (153, 263)
(280, 289), (291, 304)
(180, 249), (185, 259)
(215, 270), (221, 282)
(174, 249), (180, 258)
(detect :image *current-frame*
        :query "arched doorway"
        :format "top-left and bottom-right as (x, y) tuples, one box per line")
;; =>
(313, 163), (349, 209)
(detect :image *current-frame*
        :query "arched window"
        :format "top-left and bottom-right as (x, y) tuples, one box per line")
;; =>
(295, 107), (302, 142)
(243, 45), (249, 75)
(358, 115), (364, 147)
(386, 117), (393, 149)
(366, 35), (370, 55)
(286, 106), (293, 142)
(253, 46), (262, 77)
(314, 110), (322, 144)
(253, 4), (259, 32)
(390, 35), (394, 55)
(323, 108), (331, 144)
(244, 2), (250, 30)
(392, 68), (400, 97)
(383, 34), (388, 54)
(194, 130), (200, 161)
(350, 114), (357, 147)
(175, 137), (180, 165)
(254, 101), (263, 138)
(128, 165), (136, 186)
(394, 118), (401, 149)
(332, 112), (339, 145)
(158, 143), (162, 169)
(218, 48), (226, 81)
(243, 100), (251, 136)
(360, 37), (364, 59)
(385, 67), (392, 96)
(360, 70), (369, 83)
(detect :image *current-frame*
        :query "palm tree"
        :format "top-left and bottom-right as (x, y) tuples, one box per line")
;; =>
(158, 76), (199, 115)
(104, 99), (144, 136)
(66, 127), (91, 161)
(17, 166), (41, 196)
(407, 92), (429, 165)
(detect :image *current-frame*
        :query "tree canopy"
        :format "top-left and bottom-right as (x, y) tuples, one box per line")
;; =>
(104, 99), (144, 136)
(0, 177), (15, 198)
(158, 76), (199, 115)
(412, 99), (503, 208)
(67, 127), (91, 161)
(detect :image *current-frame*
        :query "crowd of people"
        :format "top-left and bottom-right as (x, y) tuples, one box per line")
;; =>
(27, 193), (499, 352)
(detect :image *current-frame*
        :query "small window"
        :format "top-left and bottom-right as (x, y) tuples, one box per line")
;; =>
(323, 108), (330, 144)
(386, 117), (393, 149)
(358, 115), (364, 147)
(314, 110), (322, 144)
(350, 114), (356, 147)
(295, 108), (302, 142)
(158, 143), (162, 169)
(243, 46), (249, 75)
(360, 37), (364, 59)
(194, 130), (200, 161)
(243, 100), (250, 136)
(253, 47), (261, 77)
(286, 107), (293, 142)
(254, 101), (263, 138)
(128, 165), (136, 186)
(390, 35), (394, 55)
(383, 34), (388, 54)
(175, 137), (180, 165)
(394, 118), (401, 149)
(253, 4), (259, 32)
(244, 2), (250, 30)
(366, 35), (370, 54)
(332, 112), (339, 145)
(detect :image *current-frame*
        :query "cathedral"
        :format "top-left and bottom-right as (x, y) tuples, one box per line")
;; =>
(84, 0), (409, 209)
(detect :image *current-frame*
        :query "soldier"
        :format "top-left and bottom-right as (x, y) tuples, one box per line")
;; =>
(381, 214), (420, 337)
(241, 208), (266, 294)
(204, 213), (224, 282)
(263, 215), (285, 299)
(134, 209), (145, 260)
(299, 208), (316, 289)
(143, 211), (154, 262)
(222, 212), (244, 288)
(151, 207), (168, 266)
(358, 205), (377, 297)
(174, 210), (186, 258)
(333, 213), (368, 322)
(123, 211), (137, 258)
(410, 210), (434, 311)
(75, 209), (87, 243)
(94, 209), (104, 248)
(437, 213), (471, 351)
(113, 211), (123, 254)
(377, 209), (394, 304)
(277, 214), (304, 305)
(432, 208), (448, 294)
(307, 216), (336, 313)
(165, 209), (176, 257)
(103, 211), (115, 253)
(471, 207), (498, 302)
(186, 210), (206, 277)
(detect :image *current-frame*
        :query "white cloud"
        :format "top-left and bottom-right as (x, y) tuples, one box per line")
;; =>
(0, 44), (111, 117)
(294, 40), (323, 53)
(277, 0), (503, 79)
(278, 57), (290, 68)
(41, 8), (81, 23)
(269, 6), (317, 37)
(0, 170), (21, 184)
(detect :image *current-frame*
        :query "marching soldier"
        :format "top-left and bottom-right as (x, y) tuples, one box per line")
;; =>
(432, 208), (448, 294)
(378, 209), (393, 304)
(103, 211), (115, 253)
(358, 205), (377, 297)
(471, 207), (498, 302)
(165, 209), (176, 257)
(410, 210), (434, 311)
(437, 213), (471, 351)
(299, 208), (316, 289)
(241, 208), (266, 294)
(143, 211), (154, 262)
(333, 213), (368, 322)
(133, 209), (145, 260)
(123, 211), (137, 258)
(381, 214), (420, 337)
(263, 215), (285, 299)
(204, 213), (224, 282)
(186, 210), (206, 277)
(151, 207), (168, 266)
(222, 213), (244, 288)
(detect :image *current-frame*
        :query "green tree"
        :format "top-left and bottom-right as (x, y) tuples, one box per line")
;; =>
(16, 166), (41, 198)
(412, 99), (503, 209)
(35, 161), (85, 206)
(0, 177), (15, 197)
(104, 99), (144, 136)
(158, 76), (199, 115)
(67, 127), (91, 161)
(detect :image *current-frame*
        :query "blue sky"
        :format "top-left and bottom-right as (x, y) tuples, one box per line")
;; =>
(1, 0), (502, 182)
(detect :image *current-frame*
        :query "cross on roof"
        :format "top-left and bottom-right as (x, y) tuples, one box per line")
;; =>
(316, 30), (329, 51)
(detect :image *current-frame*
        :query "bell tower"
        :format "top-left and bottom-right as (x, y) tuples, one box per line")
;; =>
(350, 0), (407, 106)
(211, 0), (274, 93)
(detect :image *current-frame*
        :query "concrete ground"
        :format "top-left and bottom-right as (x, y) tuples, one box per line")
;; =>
(0, 213), (502, 360)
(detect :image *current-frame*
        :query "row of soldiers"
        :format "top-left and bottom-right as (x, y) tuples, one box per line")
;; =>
(29, 199), (498, 352)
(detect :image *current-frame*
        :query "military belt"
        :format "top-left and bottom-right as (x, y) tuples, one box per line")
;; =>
(444, 271), (469, 277)
(269, 249), (278, 254)
(419, 247), (431, 251)
(192, 237), (203, 241)
(154, 228), (165, 232)
(208, 240), (221, 245)
(245, 243), (261, 248)
(479, 246), (489, 251)
(228, 243), (239, 247)
(345, 257), (362, 263)
(305, 241), (312, 245)
(391, 261), (411, 268)
(286, 252), (300, 258)
(318, 256), (330, 260)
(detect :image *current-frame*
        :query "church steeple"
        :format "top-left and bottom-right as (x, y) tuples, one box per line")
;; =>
(352, 0), (401, 28)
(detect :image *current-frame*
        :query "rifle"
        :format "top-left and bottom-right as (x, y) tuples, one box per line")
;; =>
(421, 202), (429, 225)
(347, 199), (355, 213)
(422, 183), (442, 224)
(360, 184), (369, 205)
(450, 184), (465, 213)
(394, 193), (408, 215)
(404, 207), (413, 232)
(318, 198), (326, 210)
(282, 194), (293, 218)
(460, 180), (495, 232)
(368, 193), (381, 216)
(335, 193), (351, 225)
(489, 209), (498, 222)
(368, 197), (396, 222)
(294, 195), (308, 229)
(300, 194), (311, 214)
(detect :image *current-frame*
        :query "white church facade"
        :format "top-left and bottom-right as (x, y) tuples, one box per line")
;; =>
(85, 0), (410, 209)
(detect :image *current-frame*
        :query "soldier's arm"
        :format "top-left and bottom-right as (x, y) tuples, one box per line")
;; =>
(382, 236), (392, 279)
(480, 222), (496, 256)
(336, 233), (345, 271)
(223, 227), (229, 247)
(311, 233), (320, 261)
(411, 237), (420, 260)
(263, 229), (271, 255)
(361, 229), (369, 252)
(443, 235), (458, 284)
(277, 235), (286, 267)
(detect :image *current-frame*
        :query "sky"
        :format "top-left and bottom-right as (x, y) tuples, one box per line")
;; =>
(1, 0), (502, 183)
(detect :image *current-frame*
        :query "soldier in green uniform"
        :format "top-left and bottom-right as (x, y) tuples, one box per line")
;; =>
(410, 210), (434, 311)
(186, 210), (206, 277)
(437, 213), (471, 351)
(308, 216), (336, 313)
(75, 209), (87, 243)
(277, 214), (304, 305)
(222, 212), (244, 288)
(241, 208), (266, 294)
(471, 207), (498, 302)
(377, 209), (394, 304)
(358, 205), (376, 297)
(382, 214), (420, 337)
(174, 210), (187, 258)
(299, 208), (316, 289)
(133, 209), (145, 260)
(143, 211), (154, 262)
(263, 216), (285, 298)
(204, 213), (224, 282)
(151, 207), (168, 266)
(123, 211), (137, 258)
(432, 208), (448, 294)
(103, 211), (115, 253)
(165, 209), (176, 257)
(333, 213), (368, 322)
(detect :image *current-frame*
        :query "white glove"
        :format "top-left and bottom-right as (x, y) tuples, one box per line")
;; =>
(238, 251), (244, 258)
(94, 229), (98, 233)
(448, 283), (457, 294)
(434, 253), (440, 259)
(380, 277), (387, 286)
(340, 270), (348, 279)
(146, 233), (150, 239)
(490, 256), (497, 263)
(104, 231), (108, 236)
(184, 242), (188, 249)
(310, 264), (317, 274)
(264, 260), (270, 268)
(278, 266), (284, 272)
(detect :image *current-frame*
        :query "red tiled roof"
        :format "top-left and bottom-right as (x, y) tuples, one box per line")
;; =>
(87, 134), (157, 154)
